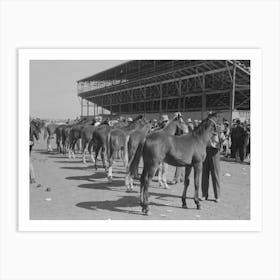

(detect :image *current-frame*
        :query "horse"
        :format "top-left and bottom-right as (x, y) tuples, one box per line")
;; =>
(87, 120), (112, 170)
(55, 124), (67, 153)
(125, 116), (187, 192)
(81, 118), (110, 164)
(130, 113), (219, 215)
(44, 123), (59, 151)
(106, 115), (145, 182)
(68, 117), (96, 159)
(31, 118), (46, 138)
(61, 125), (72, 155)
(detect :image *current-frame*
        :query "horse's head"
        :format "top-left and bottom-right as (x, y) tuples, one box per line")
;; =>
(193, 112), (219, 145)
(145, 120), (154, 133)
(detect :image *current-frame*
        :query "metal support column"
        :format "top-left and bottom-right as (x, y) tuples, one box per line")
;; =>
(144, 87), (146, 116)
(110, 94), (112, 116)
(230, 61), (237, 124)
(87, 101), (89, 116)
(178, 79), (182, 112)
(81, 98), (84, 117)
(201, 73), (206, 120)
(159, 83), (163, 116)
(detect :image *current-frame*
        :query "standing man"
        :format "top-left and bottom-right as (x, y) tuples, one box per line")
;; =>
(193, 119), (199, 128)
(187, 118), (194, 132)
(222, 120), (230, 156)
(201, 123), (223, 203)
(230, 119), (246, 162)
(30, 119), (39, 184)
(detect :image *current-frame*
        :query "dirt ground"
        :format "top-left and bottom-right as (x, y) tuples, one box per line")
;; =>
(30, 136), (250, 220)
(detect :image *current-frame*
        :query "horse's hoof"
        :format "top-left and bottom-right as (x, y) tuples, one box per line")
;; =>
(197, 204), (201, 210)
(182, 204), (188, 209)
(108, 177), (112, 183)
(144, 210), (151, 216)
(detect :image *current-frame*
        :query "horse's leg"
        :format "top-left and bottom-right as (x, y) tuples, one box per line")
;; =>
(69, 140), (76, 159)
(158, 162), (163, 187)
(88, 140), (95, 164)
(82, 140), (88, 164)
(68, 141), (73, 159)
(59, 139), (63, 153)
(101, 146), (107, 170)
(94, 146), (100, 170)
(47, 136), (51, 151)
(139, 167), (146, 208)
(49, 136), (53, 151)
(125, 166), (134, 192)
(107, 156), (113, 183)
(161, 163), (169, 189)
(181, 165), (192, 208)
(107, 147), (115, 183)
(193, 162), (202, 210)
(141, 163), (157, 215)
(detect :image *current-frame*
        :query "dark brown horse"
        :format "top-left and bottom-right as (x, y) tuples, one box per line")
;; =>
(68, 117), (96, 159)
(61, 125), (72, 155)
(81, 118), (110, 164)
(126, 116), (187, 191)
(55, 124), (67, 153)
(44, 123), (59, 151)
(88, 120), (112, 170)
(131, 113), (218, 215)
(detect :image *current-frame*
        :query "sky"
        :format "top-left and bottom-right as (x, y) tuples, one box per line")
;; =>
(30, 60), (126, 119)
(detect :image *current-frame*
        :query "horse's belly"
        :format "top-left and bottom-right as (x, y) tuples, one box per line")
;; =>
(164, 154), (191, 167)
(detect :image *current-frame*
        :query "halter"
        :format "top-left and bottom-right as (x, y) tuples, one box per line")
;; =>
(208, 118), (217, 129)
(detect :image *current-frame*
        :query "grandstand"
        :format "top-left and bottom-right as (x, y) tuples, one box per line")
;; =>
(77, 60), (250, 122)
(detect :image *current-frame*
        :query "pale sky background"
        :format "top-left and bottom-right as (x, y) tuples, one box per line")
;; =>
(30, 60), (127, 119)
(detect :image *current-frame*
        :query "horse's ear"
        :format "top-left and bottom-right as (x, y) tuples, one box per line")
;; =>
(208, 112), (217, 119)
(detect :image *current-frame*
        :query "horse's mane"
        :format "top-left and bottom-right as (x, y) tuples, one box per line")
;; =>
(99, 119), (110, 126)
(192, 113), (217, 137)
(133, 115), (144, 121)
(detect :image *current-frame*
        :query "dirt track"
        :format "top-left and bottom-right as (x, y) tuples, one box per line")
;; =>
(30, 136), (250, 220)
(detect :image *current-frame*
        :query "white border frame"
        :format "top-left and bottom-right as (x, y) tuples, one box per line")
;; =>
(19, 48), (262, 232)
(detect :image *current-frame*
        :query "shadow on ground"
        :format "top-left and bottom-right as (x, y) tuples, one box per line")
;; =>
(220, 156), (250, 165)
(76, 195), (173, 216)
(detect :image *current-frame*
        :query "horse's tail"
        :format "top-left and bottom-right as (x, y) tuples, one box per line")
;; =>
(106, 131), (112, 161)
(128, 139), (144, 177)
(123, 135), (130, 169)
(43, 126), (48, 140)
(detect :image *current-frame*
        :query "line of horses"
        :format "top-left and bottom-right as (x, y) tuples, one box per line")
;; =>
(31, 113), (219, 215)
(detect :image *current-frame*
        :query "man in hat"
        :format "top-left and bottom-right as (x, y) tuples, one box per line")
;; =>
(158, 114), (169, 129)
(222, 120), (230, 156)
(187, 118), (194, 132)
(201, 118), (223, 203)
(30, 119), (40, 185)
(194, 119), (199, 129)
(173, 112), (182, 119)
(169, 112), (186, 185)
(230, 119), (246, 161)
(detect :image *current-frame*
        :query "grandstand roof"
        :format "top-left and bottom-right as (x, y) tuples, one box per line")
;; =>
(77, 60), (250, 99)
